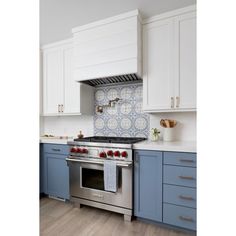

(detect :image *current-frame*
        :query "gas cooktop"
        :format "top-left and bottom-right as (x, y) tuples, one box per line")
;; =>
(73, 136), (146, 144)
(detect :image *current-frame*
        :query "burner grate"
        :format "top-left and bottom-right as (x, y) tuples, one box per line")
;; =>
(73, 136), (146, 144)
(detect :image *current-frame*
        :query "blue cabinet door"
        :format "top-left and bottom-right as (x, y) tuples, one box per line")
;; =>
(40, 144), (44, 194)
(40, 144), (70, 200)
(46, 153), (69, 199)
(134, 150), (163, 222)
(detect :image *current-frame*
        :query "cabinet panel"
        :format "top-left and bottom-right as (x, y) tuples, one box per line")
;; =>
(42, 40), (94, 116)
(40, 144), (44, 194)
(43, 49), (63, 115)
(163, 184), (196, 208)
(175, 12), (196, 109)
(134, 150), (163, 221)
(163, 165), (196, 188)
(143, 10), (196, 112)
(44, 143), (69, 155)
(143, 19), (174, 111)
(163, 203), (196, 230)
(164, 152), (196, 167)
(63, 47), (81, 114)
(46, 153), (69, 200)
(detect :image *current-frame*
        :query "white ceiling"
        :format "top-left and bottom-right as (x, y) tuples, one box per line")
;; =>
(40, 0), (196, 45)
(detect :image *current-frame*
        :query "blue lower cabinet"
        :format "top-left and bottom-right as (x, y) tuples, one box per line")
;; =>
(163, 184), (196, 209)
(44, 143), (69, 155)
(134, 150), (163, 222)
(46, 153), (69, 199)
(40, 144), (44, 194)
(163, 165), (196, 188)
(163, 203), (196, 231)
(41, 144), (69, 200)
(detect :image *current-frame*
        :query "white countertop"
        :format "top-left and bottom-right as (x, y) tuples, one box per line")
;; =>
(133, 140), (196, 153)
(40, 137), (74, 145)
(40, 137), (196, 153)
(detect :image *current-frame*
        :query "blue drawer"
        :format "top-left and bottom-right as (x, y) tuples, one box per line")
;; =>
(163, 165), (196, 188)
(163, 184), (196, 208)
(43, 144), (69, 156)
(164, 152), (196, 167)
(163, 203), (196, 231)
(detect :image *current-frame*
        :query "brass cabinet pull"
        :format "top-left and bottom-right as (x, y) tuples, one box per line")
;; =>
(179, 216), (194, 222)
(178, 175), (194, 180)
(179, 159), (194, 163)
(179, 195), (194, 201)
(176, 96), (180, 108)
(171, 97), (174, 108)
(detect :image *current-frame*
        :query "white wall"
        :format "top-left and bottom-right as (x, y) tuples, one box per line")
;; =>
(149, 112), (196, 141)
(40, 0), (196, 45)
(42, 116), (94, 137)
(41, 112), (196, 141)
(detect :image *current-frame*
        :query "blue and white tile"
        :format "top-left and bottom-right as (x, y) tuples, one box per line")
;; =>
(107, 88), (118, 100)
(95, 89), (105, 102)
(121, 87), (132, 100)
(134, 117), (148, 130)
(95, 118), (105, 130)
(94, 82), (150, 138)
(120, 102), (132, 115)
(120, 117), (132, 130)
(107, 118), (118, 130)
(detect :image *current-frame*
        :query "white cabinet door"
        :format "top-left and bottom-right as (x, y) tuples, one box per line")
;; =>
(174, 12), (196, 109)
(143, 19), (174, 111)
(63, 46), (81, 114)
(42, 39), (94, 116)
(43, 48), (63, 115)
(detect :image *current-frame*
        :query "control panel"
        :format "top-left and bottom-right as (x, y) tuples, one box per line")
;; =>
(69, 146), (132, 162)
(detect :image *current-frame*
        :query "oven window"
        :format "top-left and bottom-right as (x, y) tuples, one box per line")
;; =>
(81, 168), (104, 191)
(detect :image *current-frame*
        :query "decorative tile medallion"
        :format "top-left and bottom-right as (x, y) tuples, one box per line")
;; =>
(94, 82), (150, 138)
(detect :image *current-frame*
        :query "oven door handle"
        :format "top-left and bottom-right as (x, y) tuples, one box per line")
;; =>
(66, 157), (132, 167)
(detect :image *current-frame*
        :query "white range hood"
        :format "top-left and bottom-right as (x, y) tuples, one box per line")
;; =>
(72, 10), (142, 86)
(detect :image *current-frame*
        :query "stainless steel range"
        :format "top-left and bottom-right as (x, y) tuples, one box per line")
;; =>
(66, 136), (145, 221)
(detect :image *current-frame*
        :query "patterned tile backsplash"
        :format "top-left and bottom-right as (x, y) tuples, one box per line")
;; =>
(94, 82), (150, 138)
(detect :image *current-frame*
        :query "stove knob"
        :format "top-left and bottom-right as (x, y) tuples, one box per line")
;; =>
(107, 150), (113, 156)
(99, 152), (106, 158)
(82, 148), (88, 154)
(70, 147), (77, 153)
(114, 151), (120, 157)
(121, 151), (128, 158)
(76, 147), (82, 153)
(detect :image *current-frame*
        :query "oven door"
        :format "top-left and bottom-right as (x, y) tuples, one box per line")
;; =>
(66, 157), (132, 209)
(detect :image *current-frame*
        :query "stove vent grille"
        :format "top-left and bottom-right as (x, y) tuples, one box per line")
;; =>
(81, 73), (142, 87)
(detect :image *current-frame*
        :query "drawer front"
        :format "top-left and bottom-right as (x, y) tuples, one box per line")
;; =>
(164, 165), (196, 188)
(163, 203), (196, 230)
(164, 152), (196, 167)
(43, 144), (69, 155)
(163, 184), (196, 208)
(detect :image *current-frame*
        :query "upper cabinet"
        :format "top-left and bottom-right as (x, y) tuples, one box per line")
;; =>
(42, 40), (94, 116)
(72, 10), (142, 82)
(175, 12), (196, 110)
(143, 18), (174, 111)
(143, 7), (196, 112)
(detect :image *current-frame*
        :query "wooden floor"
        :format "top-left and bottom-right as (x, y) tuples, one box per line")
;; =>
(40, 197), (195, 236)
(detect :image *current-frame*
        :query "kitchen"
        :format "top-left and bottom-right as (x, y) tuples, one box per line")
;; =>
(2, 0), (236, 235)
(40, 1), (196, 235)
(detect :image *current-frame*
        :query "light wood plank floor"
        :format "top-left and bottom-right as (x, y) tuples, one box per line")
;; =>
(40, 197), (195, 236)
